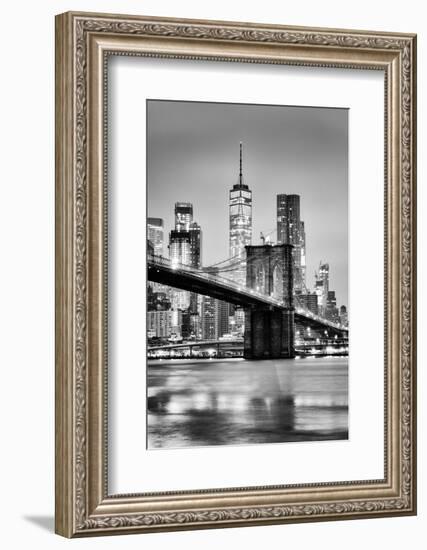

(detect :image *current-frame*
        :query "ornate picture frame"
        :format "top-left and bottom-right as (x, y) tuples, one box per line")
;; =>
(55, 11), (417, 537)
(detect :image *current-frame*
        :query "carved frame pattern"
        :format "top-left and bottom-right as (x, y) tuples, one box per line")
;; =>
(55, 12), (416, 537)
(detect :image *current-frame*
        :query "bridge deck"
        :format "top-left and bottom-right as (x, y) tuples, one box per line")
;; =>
(148, 255), (348, 334)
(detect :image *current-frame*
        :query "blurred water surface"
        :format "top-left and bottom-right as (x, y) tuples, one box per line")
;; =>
(147, 357), (348, 449)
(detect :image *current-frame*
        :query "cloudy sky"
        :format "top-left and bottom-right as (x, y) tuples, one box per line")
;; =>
(147, 100), (348, 307)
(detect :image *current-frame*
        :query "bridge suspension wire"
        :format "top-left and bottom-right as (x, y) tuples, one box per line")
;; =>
(203, 255), (263, 274)
(203, 255), (257, 273)
(202, 226), (278, 270)
(204, 253), (246, 269)
(148, 254), (347, 332)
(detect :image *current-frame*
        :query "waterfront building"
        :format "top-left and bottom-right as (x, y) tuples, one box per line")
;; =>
(147, 287), (171, 311)
(201, 295), (218, 340)
(170, 309), (183, 338)
(200, 296), (230, 341)
(147, 310), (174, 339)
(217, 299), (230, 338)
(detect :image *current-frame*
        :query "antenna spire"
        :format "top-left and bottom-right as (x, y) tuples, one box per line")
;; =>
(232, 141), (248, 190)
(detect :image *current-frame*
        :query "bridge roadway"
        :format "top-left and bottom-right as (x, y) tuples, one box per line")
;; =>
(148, 255), (348, 334)
(147, 339), (348, 358)
(148, 339), (243, 352)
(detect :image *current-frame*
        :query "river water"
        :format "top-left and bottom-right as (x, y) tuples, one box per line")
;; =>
(147, 357), (348, 449)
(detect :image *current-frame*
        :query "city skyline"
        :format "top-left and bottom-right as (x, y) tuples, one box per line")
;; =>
(146, 99), (349, 450)
(147, 99), (348, 307)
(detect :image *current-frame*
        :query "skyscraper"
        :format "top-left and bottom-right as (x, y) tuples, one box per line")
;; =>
(229, 142), (252, 285)
(326, 290), (339, 323)
(189, 222), (202, 314)
(201, 295), (230, 340)
(175, 202), (193, 231)
(315, 262), (329, 316)
(298, 292), (319, 315)
(169, 211), (192, 310)
(147, 310), (174, 339)
(169, 230), (191, 267)
(189, 222), (202, 269)
(201, 295), (218, 341)
(339, 305), (348, 327)
(300, 220), (306, 286)
(169, 205), (201, 269)
(147, 217), (164, 256)
(199, 266), (229, 339)
(228, 142), (251, 337)
(147, 218), (166, 294)
(276, 194), (306, 292)
(169, 204), (202, 315)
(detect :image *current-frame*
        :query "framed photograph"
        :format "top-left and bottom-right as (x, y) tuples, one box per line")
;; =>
(55, 11), (417, 537)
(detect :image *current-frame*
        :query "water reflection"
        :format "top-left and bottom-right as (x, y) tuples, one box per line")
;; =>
(147, 357), (348, 449)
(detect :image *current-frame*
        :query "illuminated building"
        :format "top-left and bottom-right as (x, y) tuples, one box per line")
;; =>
(229, 142), (252, 285)
(276, 194), (306, 292)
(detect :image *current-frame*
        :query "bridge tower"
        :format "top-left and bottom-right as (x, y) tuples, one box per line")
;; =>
(244, 244), (295, 359)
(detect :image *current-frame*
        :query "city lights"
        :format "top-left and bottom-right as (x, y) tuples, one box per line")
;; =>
(147, 143), (348, 359)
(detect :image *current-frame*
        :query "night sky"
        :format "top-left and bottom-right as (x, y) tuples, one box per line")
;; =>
(147, 100), (348, 307)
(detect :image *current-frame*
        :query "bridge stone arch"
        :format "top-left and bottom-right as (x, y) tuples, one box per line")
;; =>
(254, 263), (266, 294)
(244, 244), (295, 359)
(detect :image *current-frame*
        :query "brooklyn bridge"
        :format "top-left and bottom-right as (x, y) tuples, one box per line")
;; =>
(148, 243), (348, 360)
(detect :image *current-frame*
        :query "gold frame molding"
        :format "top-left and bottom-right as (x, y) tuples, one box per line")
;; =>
(55, 11), (417, 538)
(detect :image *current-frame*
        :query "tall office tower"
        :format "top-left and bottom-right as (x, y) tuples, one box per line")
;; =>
(190, 307), (202, 340)
(300, 221), (306, 287)
(189, 222), (202, 314)
(147, 218), (166, 294)
(189, 222), (202, 268)
(229, 142), (252, 285)
(340, 305), (348, 327)
(147, 217), (164, 256)
(276, 194), (306, 292)
(200, 297), (230, 341)
(217, 300), (230, 338)
(229, 142), (252, 336)
(169, 229), (191, 310)
(170, 310), (183, 338)
(202, 267), (229, 338)
(147, 310), (173, 339)
(175, 202), (193, 231)
(314, 262), (329, 316)
(169, 206), (202, 316)
(201, 295), (218, 340)
(326, 290), (339, 323)
(169, 230), (191, 266)
(298, 292), (319, 315)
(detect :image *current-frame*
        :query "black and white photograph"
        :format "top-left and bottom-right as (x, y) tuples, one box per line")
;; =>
(146, 99), (349, 450)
